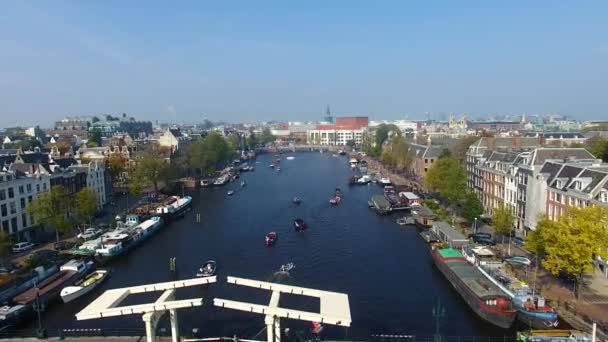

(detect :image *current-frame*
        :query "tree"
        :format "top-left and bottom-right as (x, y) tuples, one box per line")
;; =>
(583, 136), (608, 162)
(425, 156), (467, 204)
(91, 116), (100, 123)
(492, 204), (515, 246)
(0, 231), (11, 266)
(87, 129), (102, 147)
(75, 188), (97, 226)
(246, 132), (258, 148)
(530, 207), (608, 298)
(187, 132), (231, 176)
(460, 190), (484, 223)
(131, 153), (170, 193)
(260, 128), (275, 145)
(346, 140), (356, 149)
(107, 154), (127, 182)
(27, 186), (72, 243)
(226, 134), (240, 152)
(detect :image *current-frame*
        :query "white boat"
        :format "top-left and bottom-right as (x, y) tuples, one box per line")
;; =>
(196, 260), (216, 277)
(96, 217), (163, 258)
(77, 228), (102, 240)
(155, 196), (193, 218)
(227, 190), (234, 196)
(213, 175), (230, 186)
(357, 175), (372, 184)
(60, 269), (109, 303)
(379, 177), (392, 186)
(286, 156), (295, 160)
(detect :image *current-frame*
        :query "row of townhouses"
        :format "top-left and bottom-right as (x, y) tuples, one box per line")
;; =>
(465, 137), (608, 278)
(0, 149), (110, 242)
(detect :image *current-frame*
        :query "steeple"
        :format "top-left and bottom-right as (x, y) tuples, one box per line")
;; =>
(323, 105), (334, 123)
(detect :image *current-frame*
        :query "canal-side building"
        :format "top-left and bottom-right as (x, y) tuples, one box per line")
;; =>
(69, 160), (109, 209)
(0, 169), (51, 241)
(307, 116), (369, 145)
(406, 141), (444, 178)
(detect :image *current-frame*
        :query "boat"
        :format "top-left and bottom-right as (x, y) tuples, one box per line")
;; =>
(213, 175), (230, 186)
(329, 196), (341, 205)
(265, 232), (278, 247)
(357, 175), (372, 184)
(278, 262), (295, 274)
(196, 260), (217, 277)
(276, 167), (281, 172)
(513, 293), (559, 328)
(269, 164), (275, 168)
(396, 217), (413, 225)
(292, 196), (301, 204)
(13, 260), (94, 306)
(241, 180), (246, 187)
(155, 196), (193, 219)
(294, 218), (307, 231)
(379, 177), (392, 186)
(60, 269), (109, 303)
(431, 248), (517, 329)
(286, 156), (295, 160)
(96, 216), (164, 259)
(338, 150), (346, 155)
(200, 179), (212, 187)
(335, 188), (343, 197)
(227, 190), (234, 196)
(517, 330), (592, 342)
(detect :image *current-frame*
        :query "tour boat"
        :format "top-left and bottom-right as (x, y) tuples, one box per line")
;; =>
(292, 196), (302, 204)
(227, 190), (234, 196)
(294, 218), (307, 231)
(60, 269), (109, 303)
(265, 232), (278, 247)
(196, 260), (217, 277)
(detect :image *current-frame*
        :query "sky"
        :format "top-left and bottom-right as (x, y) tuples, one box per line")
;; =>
(1, 1), (607, 127)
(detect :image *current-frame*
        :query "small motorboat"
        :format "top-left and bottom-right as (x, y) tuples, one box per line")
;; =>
(269, 164), (275, 168)
(294, 218), (307, 231)
(275, 158), (281, 164)
(335, 188), (343, 197)
(278, 262), (295, 274)
(292, 196), (302, 204)
(338, 150), (346, 156)
(227, 190), (235, 196)
(329, 196), (341, 205)
(196, 260), (217, 277)
(241, 180), (246, 187)
(265, 232), (278, 247)
(276, 167), (281, 172)
(286, 156), (295, 160)
(60, 269), (109, 303)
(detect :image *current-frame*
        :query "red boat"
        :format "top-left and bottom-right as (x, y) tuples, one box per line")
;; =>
(265, 232), (278, 247)
(329, 196), (341, 205)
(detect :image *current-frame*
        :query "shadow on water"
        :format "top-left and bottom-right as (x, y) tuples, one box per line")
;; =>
(18, 152), (514, 340)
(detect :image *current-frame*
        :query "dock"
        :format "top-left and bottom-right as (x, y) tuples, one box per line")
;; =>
(371, 194), (410, 214)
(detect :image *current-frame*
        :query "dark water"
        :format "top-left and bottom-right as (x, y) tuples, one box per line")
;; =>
(27, 152), (513, 339)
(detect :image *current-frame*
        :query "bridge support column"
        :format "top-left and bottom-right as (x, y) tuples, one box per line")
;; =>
(170, 309), (180, 342)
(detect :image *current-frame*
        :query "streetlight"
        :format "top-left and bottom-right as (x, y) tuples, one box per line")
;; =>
(473, 217), (478, 234)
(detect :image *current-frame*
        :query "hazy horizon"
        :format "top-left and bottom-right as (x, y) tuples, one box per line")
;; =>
(1, 1), (607, 127)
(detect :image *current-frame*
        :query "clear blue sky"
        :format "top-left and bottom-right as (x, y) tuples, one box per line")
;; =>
(1, 1), (607, 127)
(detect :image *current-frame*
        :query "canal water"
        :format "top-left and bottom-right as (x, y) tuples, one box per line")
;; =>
(26, 152), (512, 339)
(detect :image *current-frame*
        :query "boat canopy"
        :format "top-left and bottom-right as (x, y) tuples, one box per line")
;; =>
(438, 248), (463, 259)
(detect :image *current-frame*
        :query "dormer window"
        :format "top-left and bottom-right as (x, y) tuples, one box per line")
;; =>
(556, 180), (562, 188)
(601, 191), (608, 203)
(575, 181), (582, 191)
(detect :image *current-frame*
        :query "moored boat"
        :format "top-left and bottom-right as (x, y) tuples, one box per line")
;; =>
(517, 330), (592, 342)
(60, 269), (109, 303)
(96, 216), (164, 260)
(379, 177), (392, 186)
(294, 218), (307, 231)
(196, 260), (217, 277)
(292, 196), (302, 204)
(513, 294), (559, 328)
(155, 196), (193, 219)
(227, 190), (234, 196)
(265, 232), (278, 247)
(432, 248), (517, 329)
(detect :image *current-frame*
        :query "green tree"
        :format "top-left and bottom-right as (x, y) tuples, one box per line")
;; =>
(530, 207), (608, 298)
(187, 132), (230, 176)
(75, 188), (97, 225)
(226, 134), (240, 152)
(460, 190), (483, 223)
(246, 132), (258, 148)
(583, 136), (608, 162)
(27, 186), (72, 243)
(260, 128), (275, 145)
(0, 231), (11, 266)
(346, 140), (356, 149)
(107, 154), (127, 182)
(453, 135), (480, 162)
(131, 153), (170, 193)
(88, 129), (102, 147)
(425, 156), (467, 204)
(492, 204), (515, 246)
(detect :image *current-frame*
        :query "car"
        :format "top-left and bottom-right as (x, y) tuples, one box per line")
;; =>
(473, 236), (497, 246)
(513, 236), (525, 247)
(77, 228), (102, 240)
(54, 241), (77, 251)
(12, 242), (35, 253)
(505, 256), (532, 267)
(469, 232), (492, 239)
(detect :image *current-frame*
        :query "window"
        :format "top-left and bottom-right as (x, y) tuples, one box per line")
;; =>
(549, 191), (554, 201)
(10, 217), (17, 233)
(21, 214), (27, 227)
(36, 184), (40, 192)
(20, 198), (25, 210)
(0, 204), (6, 216)
(0, 189), (5, 201)
(425, 158), (428, 163)
(43, 183), (47, 191)
(28, 196), (32, 203)
(1, 220), (8, 233)
(9, 202), (16, 214)
(601, 191), (608, 203)
(26, 184), (31, 193)
(575, 181), (582, 191)
(18, 185), (24, 194)
(8, 188), (14, 198)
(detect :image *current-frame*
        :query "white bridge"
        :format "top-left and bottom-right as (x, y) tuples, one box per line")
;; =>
(76, 276), (351, 342)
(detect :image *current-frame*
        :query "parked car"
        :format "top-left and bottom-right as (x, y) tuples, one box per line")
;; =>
(513, 236), (525, 247)
(12, 242), (35, 253)
(54, 241), (77, 251)
(469, 232), (492, 239)
(77, 228), (102, 240)
(505, 256), (532, 267)
(473, 236), (497, 246)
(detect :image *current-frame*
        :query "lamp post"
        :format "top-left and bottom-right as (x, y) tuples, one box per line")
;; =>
(473, 217), (478, 234)
(33, 290), (46, 338)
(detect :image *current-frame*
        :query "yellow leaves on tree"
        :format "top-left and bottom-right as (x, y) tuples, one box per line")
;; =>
(529, 207), (608, 297)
